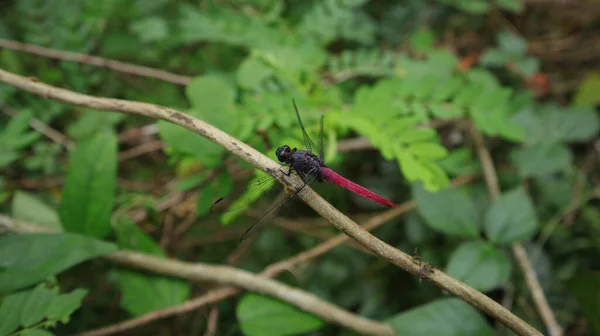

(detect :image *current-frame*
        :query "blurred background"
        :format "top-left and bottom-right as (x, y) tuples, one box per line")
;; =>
(0, 0), (599, 335)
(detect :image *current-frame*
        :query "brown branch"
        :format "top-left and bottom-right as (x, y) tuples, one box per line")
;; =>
(468, 123), (563, 336)
(0, 69), (542, 336)
(0, 39), (192, 85)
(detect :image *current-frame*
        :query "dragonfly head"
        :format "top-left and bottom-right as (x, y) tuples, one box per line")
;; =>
(276, 145), (292, 163)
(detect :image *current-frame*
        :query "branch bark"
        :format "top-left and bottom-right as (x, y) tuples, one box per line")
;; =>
(0, 69), (542, 336)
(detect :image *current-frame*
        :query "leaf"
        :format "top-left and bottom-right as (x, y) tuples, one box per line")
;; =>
(237, 293), (324, 336)
(484, 187), (538, 244)
(66, 110), (124, 140)
(436, 148), (481, 176)
(387, 298), (494, 336)
(514, 57), (539, 77)
(574, 72), (600, 107)
(496, 0), (524, 12)
(59, 131), (117, 238)
(0, 233), (117, 293)
(130, 16), (168, 43)
(510, 142), (573, 177)
(446, 241), (512, 292)
(12, 191), (62, 231)
(158, 75), (237, 164)
(480, 49), (506, 66)
(20, 283), (58, 327)
(46, 288), (88, 324)
(410, 28), (435, 54)
(408, 142), (448, 159)
(497, 30), (527, 58)
(0, 289), (27, 336)
(567, 271), (600, 335)
(237, 56), (273, 89)
(413, 183), (479, 238)
(114, 218), (190, 316)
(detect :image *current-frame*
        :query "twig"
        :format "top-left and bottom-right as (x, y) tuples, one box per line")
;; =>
(118, 140), (165, 161)
(468, 123), (563, 336)
(203, 307), (219, 336)
(0, 39), (192, 85)
(1, 102), (74, 150)
(0, 69), (542, 336)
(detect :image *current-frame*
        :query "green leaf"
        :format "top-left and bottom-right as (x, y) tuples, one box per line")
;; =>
(237, 56), (273, 89)
(12, 191), (62, 231)
(567, 271), (600, 335)
(480, 49), (506, 66)
(387, 298), (494, 336)
(197, 173), (231, 216)
(0, 233), (117, 293)
(158, 75), (238, 164)
(59, 131), (117, 238)
(408, 142), (448, 159)
(446, 241), (512, 292)
(0, 290), (22, 335)
(496, 0), (524, 12)
(20, 283), (58, 327)
(237, 293), (324, 336)
(574, 72), (600, 107)
(497, 30), (527, 58)
(409, 28), (436, 53)
(46, 288), (88, 324)
(510, 142), (573, 177)
(436, 148), (481, 176)
(413, 183), (479, 238)
(66, 110), (124, 140)
(114, 218), (190, 316)
(484, 187), (538, 244)
(130, 16), (169, 43)
(515, 57), (539, 77)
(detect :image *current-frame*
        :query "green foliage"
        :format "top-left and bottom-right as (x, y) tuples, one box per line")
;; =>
(481, 30), (539, 77)
(387, 298), (494, 335)
(12, 191), (62, 232)
(446, 241), (512, 292)
(485, 188), (538, 244)
(113, 218), (190, 316)
(574, 71), (600, 107)
(0, 282), (87, 336)
(0, 109), (40, 168)
(59, 131), (117, 238)
(0, 233), (117, 293)
(413, 183), (479, 237)
(236, 293), (324, 336)
(434, 0), (523, 14)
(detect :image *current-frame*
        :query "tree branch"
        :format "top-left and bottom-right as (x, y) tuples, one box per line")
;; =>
(0, 69), (542, 336)
(0, 39), (192, 85)
(468, 123), (563, 336)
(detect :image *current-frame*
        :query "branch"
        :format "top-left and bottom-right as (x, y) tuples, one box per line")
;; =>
(468, 123), (563, 336)
(0, 215), (394, 336)
(0, 69), (542, 336)
(0, 39), (192, 85)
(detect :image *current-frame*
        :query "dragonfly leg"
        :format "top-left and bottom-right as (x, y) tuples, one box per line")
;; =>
(281, 164), (294, 177)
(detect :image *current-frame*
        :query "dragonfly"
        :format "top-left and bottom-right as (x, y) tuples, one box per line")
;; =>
(211, 99), (396, 241)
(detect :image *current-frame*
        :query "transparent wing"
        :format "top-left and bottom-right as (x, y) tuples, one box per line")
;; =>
(239, 169), (319, 242)
(318, 114), (324, 159)
(292, 99), (322, 157)
(210, 170), (280, 218)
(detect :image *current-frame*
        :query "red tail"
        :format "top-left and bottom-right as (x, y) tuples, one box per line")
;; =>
(320, 167), (396, 207)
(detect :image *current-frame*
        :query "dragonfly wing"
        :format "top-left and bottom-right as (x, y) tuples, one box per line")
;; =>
(239, 168), (319, 242)
(292, 99), (321, 155)
(210, 171), (278, 214)
(318, 114), (324, 159)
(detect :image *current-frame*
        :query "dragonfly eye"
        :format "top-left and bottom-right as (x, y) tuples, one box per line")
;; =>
(276, 145), (291, 162)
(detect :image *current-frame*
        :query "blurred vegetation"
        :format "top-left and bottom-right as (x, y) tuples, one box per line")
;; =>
(1, 0), (599, 335)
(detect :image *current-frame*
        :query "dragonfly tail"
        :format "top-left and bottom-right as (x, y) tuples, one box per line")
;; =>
(321, 167), (396, 207)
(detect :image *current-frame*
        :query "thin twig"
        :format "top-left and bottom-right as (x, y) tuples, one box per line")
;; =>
(0, 39), (193, 85)
(1, 102), (74, 150)
(118, 140), (165, 161)
(468, 123), (563, 336)
(0, 69), (542, 336)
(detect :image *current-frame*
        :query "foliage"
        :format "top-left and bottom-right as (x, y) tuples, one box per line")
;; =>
(0, 0), (599, 335)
